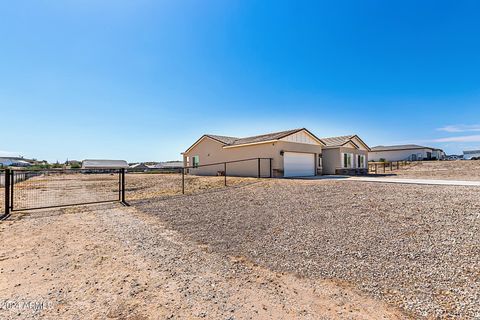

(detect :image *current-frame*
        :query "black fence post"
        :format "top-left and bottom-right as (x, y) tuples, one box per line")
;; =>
(4, 169), (10, 217)
(182, 168), (185, 194)
(121, 168), (129, 206)
(10, 170), (14, 211)
(118, 170), (122, 201)
(224, 162), (227, 186)
(258, 158), (261, 178)
(269, 158), (272, 178)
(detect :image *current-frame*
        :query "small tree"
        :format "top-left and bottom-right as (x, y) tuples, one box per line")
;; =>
(70, 162), (81, 169)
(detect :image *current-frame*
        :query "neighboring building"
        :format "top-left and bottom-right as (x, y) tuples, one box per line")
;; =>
(463, 150), (480, 160)
(82, 159), (129, 169)
(369, 145), (446, 161)
(150, 161), (184, 169)
(0, 157), (33, 168)
(320, 135), (370, 175)
(182, 128), (325, 178)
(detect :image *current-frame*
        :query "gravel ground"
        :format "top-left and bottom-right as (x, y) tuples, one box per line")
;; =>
(135, 179), (480, 319)
(0, 202), (405, 319)
(386, 160), (480, 180)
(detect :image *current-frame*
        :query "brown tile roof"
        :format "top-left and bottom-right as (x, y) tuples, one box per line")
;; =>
(321, 135), (356, 147)
(205, 134), (238, 145)
(206, 128), (316, 146)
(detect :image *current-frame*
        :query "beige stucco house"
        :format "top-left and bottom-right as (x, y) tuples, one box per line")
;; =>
(182, 128), (325, 178)
(320, 135), (370, 175)
(369, 145), (446, 161)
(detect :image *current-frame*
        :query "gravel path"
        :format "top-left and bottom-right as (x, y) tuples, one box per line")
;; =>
(135, 179), (480, 319)
(0, 202), (405, 319)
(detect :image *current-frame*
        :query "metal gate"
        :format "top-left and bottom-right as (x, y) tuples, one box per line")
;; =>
(1, 168), (127, 218)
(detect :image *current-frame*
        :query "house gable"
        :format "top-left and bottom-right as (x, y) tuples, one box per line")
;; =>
(350, 136), (370, 151)
(280, 129), (323, 145)
(184, 135), (226, 154)
(341, 141), (359, 149)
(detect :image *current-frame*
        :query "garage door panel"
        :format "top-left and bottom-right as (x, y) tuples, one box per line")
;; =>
(284, 152), (315, 177)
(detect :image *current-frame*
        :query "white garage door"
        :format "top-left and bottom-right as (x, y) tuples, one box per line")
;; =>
(284, 152), (315, 177)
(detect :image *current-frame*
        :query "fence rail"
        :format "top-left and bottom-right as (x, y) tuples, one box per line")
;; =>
(181, 157), (272, 194)
(368, 161), (409, 174)
(1, 168), (128, 218)
(1, 158), (273, 218)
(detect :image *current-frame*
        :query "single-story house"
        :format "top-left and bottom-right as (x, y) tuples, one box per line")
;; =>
(320, 135), (370, 175)
(82, 159), (129, 169)
(369, 145), (446, 161)
(182, 128), (325, 178)
(463, 150), (480, 160)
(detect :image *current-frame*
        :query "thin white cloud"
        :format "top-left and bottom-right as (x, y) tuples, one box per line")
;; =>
(437, 124), (480, 133)
(432, 135), (480, 143)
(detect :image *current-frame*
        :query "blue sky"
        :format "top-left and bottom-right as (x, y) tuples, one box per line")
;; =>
(1, 0), (480, 162)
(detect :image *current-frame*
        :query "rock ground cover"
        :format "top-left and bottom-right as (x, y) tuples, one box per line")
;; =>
(135, 179), (480, 318)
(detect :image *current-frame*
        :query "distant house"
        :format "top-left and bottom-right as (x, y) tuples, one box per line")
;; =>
(82, 159), (129, 169)
(0, 157), (33, 168)
(154, 161), (183, 169)
(320, 135), (370, 175)
(463, 150), (480, 160)
(369, 145), (446, 161)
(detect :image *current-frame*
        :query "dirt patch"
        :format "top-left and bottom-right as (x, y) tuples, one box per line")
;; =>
(387, 160), (480, 181)
(0, 203), (406, 319)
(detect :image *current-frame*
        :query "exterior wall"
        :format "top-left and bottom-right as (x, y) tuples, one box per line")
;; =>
(322, 148), (341, 175)
(322, 147), (368, 175)
(432, 150), (446, 160)
(369, 148), (434, 162)
(463, 151), (480, 160)
(183, 137), (322, 177)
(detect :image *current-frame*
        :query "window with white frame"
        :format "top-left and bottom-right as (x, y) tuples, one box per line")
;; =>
(192, 155), (200, 167)
(357, 154), (366, 168)
(342, 153), (353, 168)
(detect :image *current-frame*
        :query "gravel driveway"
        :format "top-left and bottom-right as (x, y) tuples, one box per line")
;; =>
(135, 179), (480, 319)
